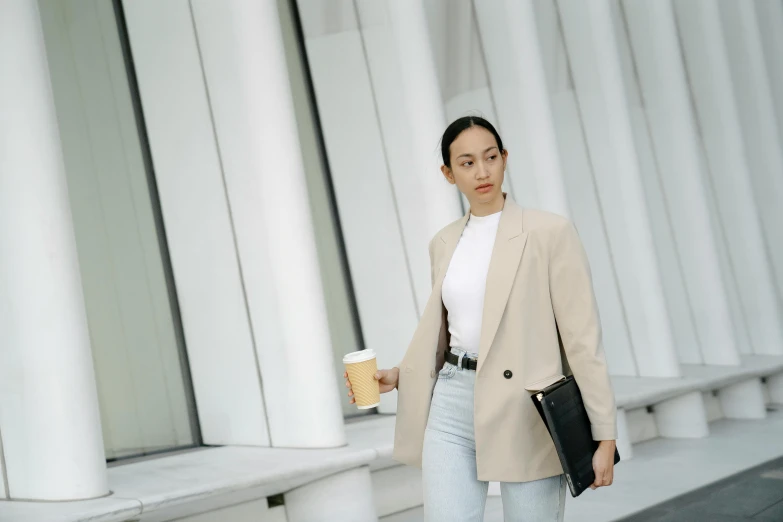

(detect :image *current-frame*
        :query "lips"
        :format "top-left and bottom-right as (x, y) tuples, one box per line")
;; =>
(476, 183), (493, 191)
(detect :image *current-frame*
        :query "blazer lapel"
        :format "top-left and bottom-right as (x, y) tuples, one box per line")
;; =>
(477, 199), (528, 373)
(432, 211), (470, 289)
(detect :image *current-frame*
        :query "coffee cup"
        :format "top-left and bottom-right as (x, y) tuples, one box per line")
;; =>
(343, 349), (381, 409)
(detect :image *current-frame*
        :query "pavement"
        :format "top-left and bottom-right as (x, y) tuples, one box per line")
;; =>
(382, 406), (783, 522)
(619, 456), (783, 521)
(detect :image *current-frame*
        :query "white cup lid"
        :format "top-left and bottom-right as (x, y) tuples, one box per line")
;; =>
(343, 349), (376, 364)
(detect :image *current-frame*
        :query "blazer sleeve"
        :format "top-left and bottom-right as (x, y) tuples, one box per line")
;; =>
(549, 220), (617, 441)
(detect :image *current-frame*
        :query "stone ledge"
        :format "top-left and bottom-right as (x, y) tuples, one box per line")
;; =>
(6, 357), (782, 522)
(0, 445), (379, 522)
(613, 355), (783, 410)
(344, 415), (397, 471)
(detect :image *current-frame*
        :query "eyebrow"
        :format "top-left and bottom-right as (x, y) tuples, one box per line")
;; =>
(456, 146), (499, 160)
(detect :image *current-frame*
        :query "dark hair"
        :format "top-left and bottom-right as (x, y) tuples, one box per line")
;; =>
(440, 116), (505, 168)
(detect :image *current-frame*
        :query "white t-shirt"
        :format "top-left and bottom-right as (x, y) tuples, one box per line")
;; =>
(441, 211), (502, 356)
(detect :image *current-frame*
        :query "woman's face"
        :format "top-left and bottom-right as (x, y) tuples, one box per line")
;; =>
(441, 126), (507, 210)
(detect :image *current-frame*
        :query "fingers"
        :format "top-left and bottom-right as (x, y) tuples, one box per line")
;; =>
(375, 370), (385, 380)
(344, 376), (354, 403)
(591, 470), (613, 489)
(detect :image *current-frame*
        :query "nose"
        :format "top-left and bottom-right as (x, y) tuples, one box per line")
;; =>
(476, 160), (490, 180)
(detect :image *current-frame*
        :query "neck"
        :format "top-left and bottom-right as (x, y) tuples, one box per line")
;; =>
(470, 193), (506, 217)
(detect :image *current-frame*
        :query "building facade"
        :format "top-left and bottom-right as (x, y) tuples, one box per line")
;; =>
(1, 0), (783, 520)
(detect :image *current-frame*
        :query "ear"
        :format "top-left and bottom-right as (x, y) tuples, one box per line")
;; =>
(441, 164), (456, 185)
(501, 149), (509, 169)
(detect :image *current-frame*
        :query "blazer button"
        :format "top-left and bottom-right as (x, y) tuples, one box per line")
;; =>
(504, 370), (513, 379)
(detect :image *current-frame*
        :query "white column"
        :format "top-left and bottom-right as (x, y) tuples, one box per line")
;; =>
(285, 466), (378, 522)
(755, 0), (783, 156)
(295, 1), (418, 414)
(616, 408), (633, 460)
(189, 0), (345, 448)
(717, 0), (783, 302)
(0, 0), (108, 500)
(674, 0), (783, 356)
(621, 0), (741, 367)
(654, 392), (709, 439)
(474, 0), (570, 216)
(720, 379), (767, 420)
(768, 373), (783, 405)
(123, 0), (271, 447)
(558, 0), (680, 377)
(357, 0), (463, 314)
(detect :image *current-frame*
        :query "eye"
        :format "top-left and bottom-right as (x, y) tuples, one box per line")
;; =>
(487, 155), (497, 161)
(462, 161), (474, 167)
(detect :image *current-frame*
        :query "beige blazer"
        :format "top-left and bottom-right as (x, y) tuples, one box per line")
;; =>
(392, 196), (617, 483)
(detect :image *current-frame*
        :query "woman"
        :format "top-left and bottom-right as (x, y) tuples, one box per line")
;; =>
(344, 117), (617, 521)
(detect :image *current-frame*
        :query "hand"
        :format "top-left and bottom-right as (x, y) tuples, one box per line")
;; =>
(590, 440), (616, 490)
(343, 367), (400, 405)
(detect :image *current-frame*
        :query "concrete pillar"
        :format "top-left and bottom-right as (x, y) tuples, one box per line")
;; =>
(356, 0), (464, 315)
(673, 0), (783, 356)
(616, 408), (633, 460)
(654, 392), (710, 439)
(189, 0), (346, 447)
(286, 467), (378, 522)
(621, 0), (741, 367)
(0, 0), (108, 500)
(717, 0), (783, 304)
(767, 373), (783, 405)
(294, 0), (419, 414)
(755, 0), (783, 157)
(474, 0), (570, 216)
(558, 0), (681, 377)
(720, 379), (767, 420)
(123, 0), (273, 447)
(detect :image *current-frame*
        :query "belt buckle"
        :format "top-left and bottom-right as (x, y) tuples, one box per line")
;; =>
(457, 352), (465, 371)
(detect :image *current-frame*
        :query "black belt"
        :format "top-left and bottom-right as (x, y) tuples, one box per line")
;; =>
(444, 350), (478, 371)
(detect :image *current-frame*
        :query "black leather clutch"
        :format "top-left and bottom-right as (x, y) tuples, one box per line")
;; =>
(531, 376), (621, 497)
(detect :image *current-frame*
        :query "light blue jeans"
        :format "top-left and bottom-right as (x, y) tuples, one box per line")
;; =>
(422, 349), (566, 522)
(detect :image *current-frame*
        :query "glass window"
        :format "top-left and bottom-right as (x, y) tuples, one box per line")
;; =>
(38, 0), (199, 460)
